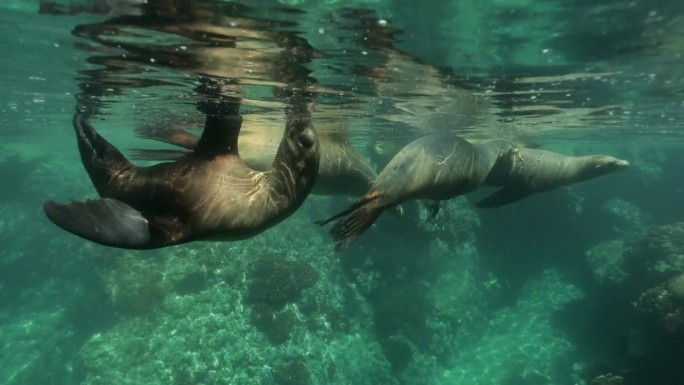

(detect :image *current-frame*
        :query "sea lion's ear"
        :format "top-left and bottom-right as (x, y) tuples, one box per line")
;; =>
(44, 198), (150, 248)
(194, 114), (243, 158)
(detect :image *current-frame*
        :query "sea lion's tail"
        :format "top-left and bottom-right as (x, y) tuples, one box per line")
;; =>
(315, 191), (383, 251)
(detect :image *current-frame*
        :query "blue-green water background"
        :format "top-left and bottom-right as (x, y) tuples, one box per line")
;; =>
(1, 1), (683, 384)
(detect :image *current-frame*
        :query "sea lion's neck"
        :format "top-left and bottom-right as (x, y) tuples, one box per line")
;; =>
(511, 149), (601, 185)
(263, 116), (320, 217)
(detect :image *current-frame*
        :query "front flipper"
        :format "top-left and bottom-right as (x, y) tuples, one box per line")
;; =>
(44, 198), (150, 249)
(475, 188), (531, 208)
(194, 100), (242, 159)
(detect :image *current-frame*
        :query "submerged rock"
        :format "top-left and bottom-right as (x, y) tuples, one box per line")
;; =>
(587, 222), (684, 287)
(624, 222), (684, 282)
(90, 245), (229, 315)
(380, 336), (414, 373)
(248, 254), (318, 309)
(591, 373), (624, 385)
(273, 360), (311, 385)
(586, 239), (629, 284)
(250, 304), (295, 345)
(602, 198), (648, 235)
(636, 273), (684, 334)
(246, 254), (318, 345)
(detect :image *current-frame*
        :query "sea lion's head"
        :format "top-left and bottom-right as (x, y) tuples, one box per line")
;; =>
(585, 155), (630, 178)
(280, 113), (321, 190)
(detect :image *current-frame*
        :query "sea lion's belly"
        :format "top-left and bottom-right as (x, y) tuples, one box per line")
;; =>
(117, 158), (273, 240)
(182, 162), (275, 236)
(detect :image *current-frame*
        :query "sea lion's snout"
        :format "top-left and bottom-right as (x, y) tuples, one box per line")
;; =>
(298, 130), (316, 149)
(592, 156), (629, 176)
(614, 159), (630, 169)
(603, 157), (630, 171)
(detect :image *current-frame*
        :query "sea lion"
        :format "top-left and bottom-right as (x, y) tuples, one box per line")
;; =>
(132, 117), (377, 197)
(43, 107), (320, 249)
(316, 134), (513, 250)
(476, 147), (629, 208)
(310, 132), (378, 196)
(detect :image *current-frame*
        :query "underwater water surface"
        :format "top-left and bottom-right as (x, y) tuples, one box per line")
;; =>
(1, 1), (683, 385)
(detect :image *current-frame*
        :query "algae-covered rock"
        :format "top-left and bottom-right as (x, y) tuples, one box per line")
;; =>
(624, 222), (684, 282)
(586, 222), (684, 287)
(87, 241), (247, 315)
(591, 373), (624, 385)
(246, 254), (317, 344)
(636, 273), (684, 334)
(602, 198), (648, 235)
(440, 269), (582, 385)
(586, 239), (629, 284)
(380, 336), (414, 373)
(248, 254), (318, 309)
(273, 359), (310, 385)
(250, 304), (295, 345)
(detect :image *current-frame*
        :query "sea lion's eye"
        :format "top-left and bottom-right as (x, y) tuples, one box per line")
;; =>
(298, 132), (315, 148)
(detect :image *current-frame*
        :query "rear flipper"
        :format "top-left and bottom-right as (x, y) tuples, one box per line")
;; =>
(316, 192), (383, 251)
(44, 198), (150, 249)
(74, 114), (127, 163)
(73, 114), (132, 193)
(475, 188), (531, 208)
(328, 202), (383, 251)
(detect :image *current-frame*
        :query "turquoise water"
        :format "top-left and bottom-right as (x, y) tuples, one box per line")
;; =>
(1, 1), (683, 384)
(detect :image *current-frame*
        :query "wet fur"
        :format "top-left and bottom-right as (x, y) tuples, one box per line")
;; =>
(477, 147), (629, 208)
(44, 112), (319, 249)
(317, 135), (513, 250)
(133, 121), (376, 197)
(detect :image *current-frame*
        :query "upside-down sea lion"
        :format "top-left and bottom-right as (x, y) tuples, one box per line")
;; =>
(316, 134), (513, 250)
(476, 147), (629, 208)
(43, 108), (320, 249)
(132, 117), (378, 197)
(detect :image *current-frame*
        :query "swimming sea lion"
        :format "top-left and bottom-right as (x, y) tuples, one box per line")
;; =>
(316, 134), (513, 250)
(310, 132), (378, 196)
(132, 118), (377, 197)
(476, 147), (629, 208)
(43, 108), (320, 249)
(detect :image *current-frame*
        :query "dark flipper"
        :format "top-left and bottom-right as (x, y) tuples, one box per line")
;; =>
(74, 114), (129, 165)
(475, 188), (531, 208)
(194, 101), (243, 159)
(73, 114), (132, 195)
(328, 201), (383, 251)
(315, 192), (379, 226)
(44, 198), (150, 249)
